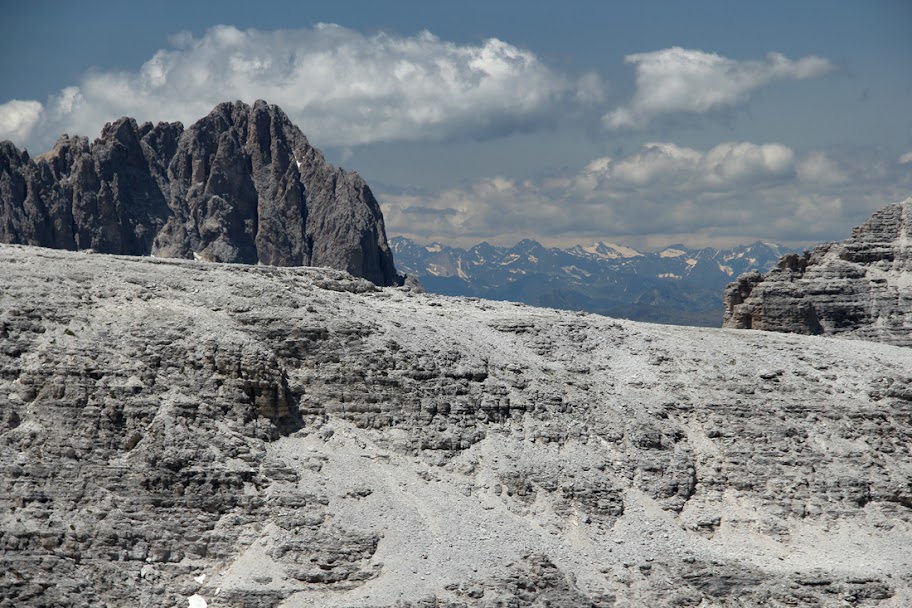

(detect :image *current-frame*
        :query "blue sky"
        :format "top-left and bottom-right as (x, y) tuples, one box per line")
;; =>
(2, 1), (910, 249)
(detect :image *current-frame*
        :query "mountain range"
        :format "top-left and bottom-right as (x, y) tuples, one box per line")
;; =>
(392, 236), (790, 326)
(3, 98), (912, 607)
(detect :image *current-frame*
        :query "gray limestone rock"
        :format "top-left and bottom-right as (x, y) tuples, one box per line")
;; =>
(0, 100), (401, 286)
(2, 244), (912, 607)
(723, 198), (912, 346)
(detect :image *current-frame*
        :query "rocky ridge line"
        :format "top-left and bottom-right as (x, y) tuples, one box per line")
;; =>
(723, 198), (912, 347)
(0, 100), (400, 286)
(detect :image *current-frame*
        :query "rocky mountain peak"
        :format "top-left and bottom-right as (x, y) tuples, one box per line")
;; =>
(0, 100), (401, 286)
(723, 197), (912, 346)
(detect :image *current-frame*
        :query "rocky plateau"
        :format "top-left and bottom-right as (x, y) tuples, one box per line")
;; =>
(1, 243), (911, 607)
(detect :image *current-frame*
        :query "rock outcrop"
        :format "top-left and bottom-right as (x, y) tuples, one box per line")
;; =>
(723, 198), (912, 347)
(2, 244), (912, 607)
(0, 100), (400, 286)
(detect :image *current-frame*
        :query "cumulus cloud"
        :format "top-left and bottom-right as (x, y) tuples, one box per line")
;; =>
(796, 151), (848, 184)
(899, 151), (912, 165)
(604, 47), (834, 129)
(0, 100), (44, 143)
(381, 141), (898, 249)
(577, 141), (796, 191)
(0, 24), (599, 153)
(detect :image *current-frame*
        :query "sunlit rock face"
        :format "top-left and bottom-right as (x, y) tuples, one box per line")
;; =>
(724, 198), (912, 347)
(2, 244), (911, 607)
(0, 100), (400, 286)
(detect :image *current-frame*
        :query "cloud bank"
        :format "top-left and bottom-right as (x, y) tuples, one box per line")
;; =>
(382, 142), (907, 249)
(0, 100), (44, 144)
(604, 47), (834, 129)
(0, 24), (601, 152)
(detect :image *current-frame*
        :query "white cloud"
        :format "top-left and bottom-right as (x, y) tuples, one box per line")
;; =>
(604, 47), (834, 129)
(899, 151), (912, 165)
(797, 151), (848, 184)
(700, 142), (795, 185)
(1, 24), (593, 152)
(0, 100), (44, 143)
(580, 141), (795, 191)
(381, 141), (897, 250)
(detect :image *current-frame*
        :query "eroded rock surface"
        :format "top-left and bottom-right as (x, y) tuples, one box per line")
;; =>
(1, 244), (911, 607)
(723, 198), (912, 346)
(0, 100), (400, 286)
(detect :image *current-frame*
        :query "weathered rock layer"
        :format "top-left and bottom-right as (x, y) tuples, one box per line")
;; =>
(0, 100), (400, 286)
(2, 244), (911, 607)
(723, 198), (912, 347)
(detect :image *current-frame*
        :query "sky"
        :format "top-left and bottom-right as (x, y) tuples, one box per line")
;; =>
(2, 0), (911, 251)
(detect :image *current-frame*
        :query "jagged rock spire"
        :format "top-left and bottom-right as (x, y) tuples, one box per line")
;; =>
(0, 100), (401, 286)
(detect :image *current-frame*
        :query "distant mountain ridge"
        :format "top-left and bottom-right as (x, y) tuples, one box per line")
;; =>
(0, 100), (401, 286)
(392, 236), (790, 326)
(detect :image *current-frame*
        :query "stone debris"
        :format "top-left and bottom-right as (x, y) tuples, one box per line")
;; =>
(0, 244), (911, 607)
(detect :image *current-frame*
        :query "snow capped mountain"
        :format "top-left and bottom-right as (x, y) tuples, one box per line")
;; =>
(570, 241), (644, 260)
(392, 237), (789, 326)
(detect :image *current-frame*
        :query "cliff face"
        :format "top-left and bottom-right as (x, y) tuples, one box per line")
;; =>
(723, 198), (912, 347)
(2, 244), (911, 608)
(0, 100), (400, 286)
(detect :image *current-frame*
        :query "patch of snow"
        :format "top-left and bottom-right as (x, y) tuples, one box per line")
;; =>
(582, 241), (642, 259)
(718, 263), (734, 276)
(686, 258), (697, 268)
(425, 244), (442, 253)
(657, 272), (682, 279)
(188, 594), (207, 608)
(560, 265), (591, 278)
(457, 259), (468, 280)
(660, 248), (687, 258)
(427, 264), (447, 277)
(500, 254), (520, 265)
(604, 242), (643, 258)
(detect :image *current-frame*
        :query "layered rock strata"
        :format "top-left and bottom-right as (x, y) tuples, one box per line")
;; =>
(1, 244), (911, 607)
(0, 100), (400, 286)
(723, 198), (912, 346)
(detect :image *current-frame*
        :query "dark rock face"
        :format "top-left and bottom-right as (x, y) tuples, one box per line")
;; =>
(0, 100), (400, 286)
(723, 198), (912, 347)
